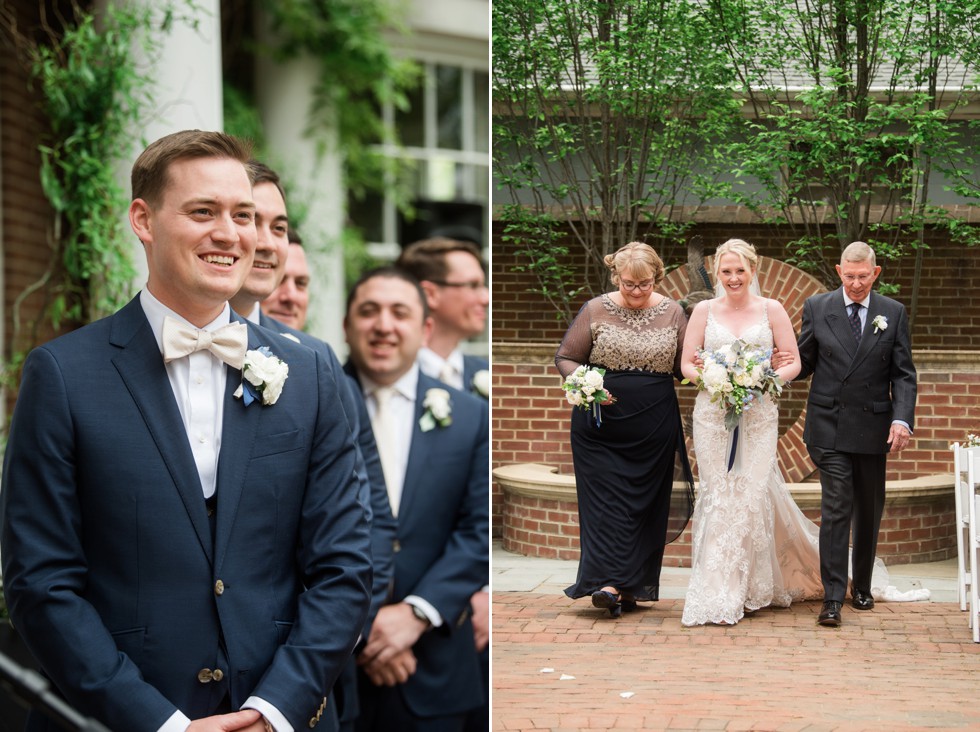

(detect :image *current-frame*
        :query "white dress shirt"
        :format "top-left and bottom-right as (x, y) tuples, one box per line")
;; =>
(358, 364), (444, 627)
(140, 290), (228, 499)
(418, 346), (465, 390)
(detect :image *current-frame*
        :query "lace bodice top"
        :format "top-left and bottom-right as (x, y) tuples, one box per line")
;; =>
(703, 300), (772, 353)
(555, 294), (687, 377)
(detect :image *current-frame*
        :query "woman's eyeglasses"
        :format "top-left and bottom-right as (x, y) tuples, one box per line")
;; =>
(621, 280), (653, 292)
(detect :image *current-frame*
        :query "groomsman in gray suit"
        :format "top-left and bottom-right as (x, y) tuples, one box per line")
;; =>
(343, 266), (488, 732)
(797, 241), (917, 627)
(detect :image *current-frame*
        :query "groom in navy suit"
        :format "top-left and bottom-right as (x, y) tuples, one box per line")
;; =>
(0, 131), (372, 731)
(343, 267), (488, 732)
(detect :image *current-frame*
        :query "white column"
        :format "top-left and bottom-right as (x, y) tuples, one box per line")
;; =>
(100, 0), (225, 290)
(254, 15), (347, 353)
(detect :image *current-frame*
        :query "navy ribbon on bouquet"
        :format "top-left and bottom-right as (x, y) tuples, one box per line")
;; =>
(592, 401), (603, 428)
(727, 424), (739, 472)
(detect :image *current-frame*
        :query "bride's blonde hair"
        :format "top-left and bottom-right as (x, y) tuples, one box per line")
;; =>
(713, 239), (759, 283)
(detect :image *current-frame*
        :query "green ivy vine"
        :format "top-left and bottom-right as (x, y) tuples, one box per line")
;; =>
(2, 4), (179, 372)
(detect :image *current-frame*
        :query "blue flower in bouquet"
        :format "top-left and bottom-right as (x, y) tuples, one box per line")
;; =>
(686, 339), (783, 431)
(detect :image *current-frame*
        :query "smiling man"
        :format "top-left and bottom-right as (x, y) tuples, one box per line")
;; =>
(232, 161), (396, 732)
(396, 238), (488, 397)
(342, 266), (488, 732)
(261, 233), (310, 331)
(797, 241), (917, 628)
(0, 131), (372, 732)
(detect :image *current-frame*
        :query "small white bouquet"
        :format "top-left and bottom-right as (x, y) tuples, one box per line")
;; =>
(562, 365), (614, 410)
(686, 339), (784, 431)
(563, 365), (616, 427)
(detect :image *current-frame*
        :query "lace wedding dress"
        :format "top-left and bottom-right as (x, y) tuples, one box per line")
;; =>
(681, 303), (923, 627)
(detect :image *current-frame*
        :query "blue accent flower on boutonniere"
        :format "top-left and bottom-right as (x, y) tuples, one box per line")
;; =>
(419, 388), (452, 432)
(234, 347), (289, 406)
(872, 315), (888, 334)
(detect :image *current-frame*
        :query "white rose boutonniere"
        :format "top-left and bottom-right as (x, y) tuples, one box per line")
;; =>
(420, 388), (452, 432)
(234, 347), (289, 406)
(472, 369), (489, 398)
(872, 315), (888, 334)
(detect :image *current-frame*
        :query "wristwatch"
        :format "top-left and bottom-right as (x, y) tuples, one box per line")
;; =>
(410, 603), (431, 627)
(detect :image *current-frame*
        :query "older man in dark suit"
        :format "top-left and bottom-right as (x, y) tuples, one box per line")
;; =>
(797, 241), (917, 627)
(0, 131), (372, 731)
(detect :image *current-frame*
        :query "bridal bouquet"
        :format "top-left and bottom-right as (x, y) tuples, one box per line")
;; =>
(689, 339), (784, 431)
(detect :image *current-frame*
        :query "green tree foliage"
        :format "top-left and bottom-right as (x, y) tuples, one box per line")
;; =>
(699, 0), (980, 298)
(493, 0), (741, 321)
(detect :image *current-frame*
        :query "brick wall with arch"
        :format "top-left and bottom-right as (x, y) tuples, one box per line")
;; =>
(491, 218), (980, 564)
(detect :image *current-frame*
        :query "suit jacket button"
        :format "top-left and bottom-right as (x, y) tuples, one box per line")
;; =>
(198, 668), (214, 683)
(392, 540), (401, 553)
(212, 669), (224, 682)
(214, 579), (225, 596)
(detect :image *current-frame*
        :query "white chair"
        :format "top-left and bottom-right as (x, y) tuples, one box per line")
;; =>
(967, 449), (980, 642)
(952, 443), (978, 615)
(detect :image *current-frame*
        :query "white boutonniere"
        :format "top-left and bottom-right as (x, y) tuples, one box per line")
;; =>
(234, 347), (289, 406)
(472, 369), (489, 398)
(419, 388), (452, 432)
(872, 315), (888, 334)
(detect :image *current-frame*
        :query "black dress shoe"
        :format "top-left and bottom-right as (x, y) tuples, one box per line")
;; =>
(817, 601), (842, 627)
(851, 591), (875, 610)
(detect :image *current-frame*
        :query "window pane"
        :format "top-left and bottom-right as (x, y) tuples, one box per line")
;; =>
(474, 71), (489, 153)
(348, 190), (384, 243)
(436, 65), (462, 150)
(396, 82), (425, 148)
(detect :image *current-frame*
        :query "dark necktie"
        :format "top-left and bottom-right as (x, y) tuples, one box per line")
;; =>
(848, 303), (863, 342)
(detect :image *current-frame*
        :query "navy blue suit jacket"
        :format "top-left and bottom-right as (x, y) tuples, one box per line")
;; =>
(259, 313), (396, 630)
(345, 364), (489, 718)
(0, 296), (373, 731)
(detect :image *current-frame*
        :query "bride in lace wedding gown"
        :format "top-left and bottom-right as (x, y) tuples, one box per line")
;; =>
(679, 240), (918, 627)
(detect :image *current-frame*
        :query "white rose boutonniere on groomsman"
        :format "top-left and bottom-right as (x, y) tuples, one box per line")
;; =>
(472, 369), (489, 398)
(872, 315), (888, 334)
(235, 347), (289, 406)
(420, 388), (453, 431)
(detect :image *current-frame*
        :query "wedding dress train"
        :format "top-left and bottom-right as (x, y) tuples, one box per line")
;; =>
(681, 304), (927, 627)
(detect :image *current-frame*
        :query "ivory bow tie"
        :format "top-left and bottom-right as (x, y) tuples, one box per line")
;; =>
(161, 316), (248, 370)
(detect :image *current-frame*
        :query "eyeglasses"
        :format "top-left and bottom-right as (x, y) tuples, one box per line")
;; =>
(621, 280), (654, 292)
(841, 274), (874, 284)
(430, 280), (488, 291)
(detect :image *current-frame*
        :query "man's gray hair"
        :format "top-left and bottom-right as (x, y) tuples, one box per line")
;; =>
(841, 241), (876, 267)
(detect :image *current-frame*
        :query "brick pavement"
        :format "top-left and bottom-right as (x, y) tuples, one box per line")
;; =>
(493, 542), (977, 732)
(492, 594), (980, 731)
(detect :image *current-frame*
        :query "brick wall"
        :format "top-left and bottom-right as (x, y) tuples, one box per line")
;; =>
(492, 219), (980, 349)
(492, 216), (980, 540)
(1, 1), (76, 414)
(500, 487), (955, 567)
